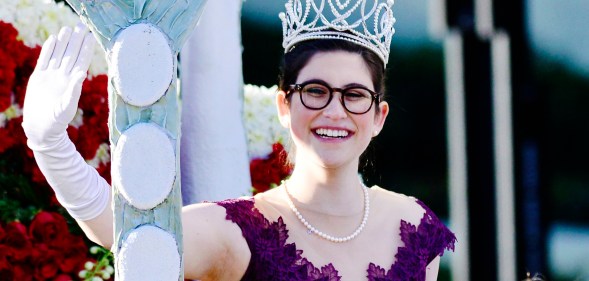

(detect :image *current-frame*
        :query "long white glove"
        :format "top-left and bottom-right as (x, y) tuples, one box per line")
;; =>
(22, 24), (110, 221)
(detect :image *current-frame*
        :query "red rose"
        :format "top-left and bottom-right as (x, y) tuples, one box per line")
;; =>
(6, 116), (26, 148)
(3, 222), (32, 262)
(74, 124), (101, 160)
(58, 235), (87, 273)
(0, 127), (17, 154)
(0, 49), (16, 111)
(31, 247), (60, 281)
(0, 22), (39, 110)
(66, 126), (79, 144)
(12, 263), (33, 281)
(96, 160), (111, 184)
(29, 211), (69, 249)
(31, 162), (47, 184)
(75, 75), (110, 156)
(250, 143), (292, 193)
(53, 274), (73, 281)
(0, 22), (28, 66)
(0, 245), (14, 280)
(13, 46), (40, 107)
(0, 223), (5, 242)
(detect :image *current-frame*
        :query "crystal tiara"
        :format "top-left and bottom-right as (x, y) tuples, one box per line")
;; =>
(279, 0), (396, 68)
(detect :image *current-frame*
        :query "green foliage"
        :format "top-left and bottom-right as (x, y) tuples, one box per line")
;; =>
(0, 154), (42, 223)
(534, 57), (589, 223)
(80, 246), (115, 281)
(0, 196), (39, 224)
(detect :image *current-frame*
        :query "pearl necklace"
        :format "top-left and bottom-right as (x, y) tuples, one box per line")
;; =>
(283, 182), (370, 243)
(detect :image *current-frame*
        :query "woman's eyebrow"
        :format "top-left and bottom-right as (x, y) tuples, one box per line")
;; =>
(342, 82), (370, 89)
(299, 78), (328, 85)
(299, 79), (370, 89)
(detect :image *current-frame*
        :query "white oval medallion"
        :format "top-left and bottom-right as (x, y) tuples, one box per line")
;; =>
(112, 123), (175, 210)
(110, 23), (173, 107)
(118, 225), (180, 281)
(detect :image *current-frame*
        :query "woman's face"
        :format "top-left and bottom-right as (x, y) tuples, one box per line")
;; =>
(277, 51), (389, 169)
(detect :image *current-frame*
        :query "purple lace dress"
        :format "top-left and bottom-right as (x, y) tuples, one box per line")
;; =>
(217, 197), (456, 281)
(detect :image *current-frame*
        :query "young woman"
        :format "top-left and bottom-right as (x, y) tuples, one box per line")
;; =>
(22, 2), (455, 280)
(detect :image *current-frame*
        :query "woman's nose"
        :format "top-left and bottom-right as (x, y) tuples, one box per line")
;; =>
(322, 92), (347, 119)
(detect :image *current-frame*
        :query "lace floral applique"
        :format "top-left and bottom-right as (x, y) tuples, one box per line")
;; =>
(217, 198), (455, 281)
(217, 198), (342, 281)
(367, 200), (456, 281)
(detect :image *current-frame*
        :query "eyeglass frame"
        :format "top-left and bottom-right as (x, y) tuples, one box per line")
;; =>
(285, 80), (383, 115)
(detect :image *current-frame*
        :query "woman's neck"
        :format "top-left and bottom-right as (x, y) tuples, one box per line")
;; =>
(285, 159), (366, 216)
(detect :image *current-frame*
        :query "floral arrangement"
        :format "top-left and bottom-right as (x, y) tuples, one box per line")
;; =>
(0, 0), (112, 280)
(0, 0), (107, 76)
(0, 211), (108, 280)
(242, 85), (292, 193)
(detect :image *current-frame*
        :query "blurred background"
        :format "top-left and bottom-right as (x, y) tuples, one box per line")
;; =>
(240, 0), (589, 280)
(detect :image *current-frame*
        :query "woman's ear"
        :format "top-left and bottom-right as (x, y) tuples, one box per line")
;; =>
(373, 101), (389, 136)
(276, 90), (291, 128)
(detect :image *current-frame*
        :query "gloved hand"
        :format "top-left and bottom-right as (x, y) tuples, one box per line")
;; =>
(22, 23), (95, 150)
(21, 23), (110, 221)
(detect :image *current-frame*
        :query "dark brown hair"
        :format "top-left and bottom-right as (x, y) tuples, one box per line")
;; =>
(278, 39), (386, 112)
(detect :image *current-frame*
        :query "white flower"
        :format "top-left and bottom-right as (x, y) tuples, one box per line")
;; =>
(78, 270), (88, 278)
(84, 261), (95, 271)
(1, 102), (24, 128)
(5, 104), (22, 119)
(0, 0), (18, 23)
(0, 113), (6, 128)
(70, 109), (84, 128)
(104, 264), (115, 275)
(86, 143), (111, 168)
(0, 0), (108, 76)
(243, 84), (289, 160)
(105, 265), (114, 274)
(90, 246), (100, 255)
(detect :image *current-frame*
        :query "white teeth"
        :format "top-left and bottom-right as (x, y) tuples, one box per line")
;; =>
(315, 128), (349, 138)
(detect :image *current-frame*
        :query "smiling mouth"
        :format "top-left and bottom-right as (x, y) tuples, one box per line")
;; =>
(314, 128), (350, 139)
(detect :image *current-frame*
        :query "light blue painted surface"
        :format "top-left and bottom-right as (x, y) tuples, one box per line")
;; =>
(65, 0), (209, 279)
(66, 0), (208, 51)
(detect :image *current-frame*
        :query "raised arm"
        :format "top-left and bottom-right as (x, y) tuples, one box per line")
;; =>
(22, 23), (113, 246)
(22, 24), (250, 279)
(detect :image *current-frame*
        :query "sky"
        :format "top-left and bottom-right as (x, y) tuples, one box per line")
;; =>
(242, 0), (589, 76)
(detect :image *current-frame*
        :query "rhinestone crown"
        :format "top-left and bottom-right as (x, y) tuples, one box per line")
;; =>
(279, 0), (396, 67)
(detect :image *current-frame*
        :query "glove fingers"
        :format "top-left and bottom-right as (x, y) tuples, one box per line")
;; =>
(36, 35), (57, 71)
(48, 26), (73, 70)
(71, 33), (96, 75)
(61, 22), (90, 75)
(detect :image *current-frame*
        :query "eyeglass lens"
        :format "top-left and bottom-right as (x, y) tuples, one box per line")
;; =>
(299, 83), (374, 114)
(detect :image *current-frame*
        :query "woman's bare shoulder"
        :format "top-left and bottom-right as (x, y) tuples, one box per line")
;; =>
(369, 185), (426, 225)
(181, 201), (251, 280)
(181, 200), (253, 243)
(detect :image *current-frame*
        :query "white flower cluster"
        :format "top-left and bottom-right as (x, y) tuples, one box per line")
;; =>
(0, 0), (107, 77)
(79, 252), (115, 281)
(0, 103), (22, 128)
(86, 143), (111, 169)
(243, 84), (290, 159)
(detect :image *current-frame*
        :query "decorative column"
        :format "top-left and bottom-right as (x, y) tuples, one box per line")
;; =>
(180, 0), (251, 204)
(65, 1), (208, 280)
